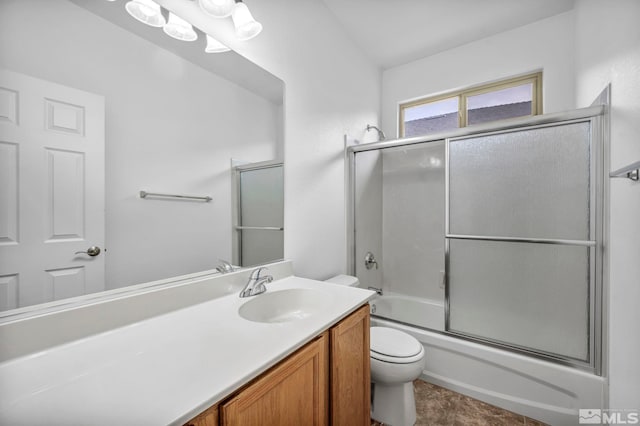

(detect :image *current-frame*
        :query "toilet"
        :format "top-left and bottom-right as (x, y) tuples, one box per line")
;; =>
(369, 326), (425, 426)
(325, 275), (426, 426)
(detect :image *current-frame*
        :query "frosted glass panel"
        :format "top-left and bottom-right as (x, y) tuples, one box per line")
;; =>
(354, 150), (383, 291)
(240, 166), (284, 228)
(449, 122), (591, 240)
(381, 142), (445, 303)
(239, 165), (284, 266)
(353, 142), (447, 331)
(241, 229), (284, 267)
(448, 239), (590, 361)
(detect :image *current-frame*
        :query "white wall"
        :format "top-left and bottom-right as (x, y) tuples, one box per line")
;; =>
(574, 0), (640, 408)
(168, 0), (383, 279)
(242, 1), (381, 279)
(0, 0), (279, 288)
(381, 11), (576, 138)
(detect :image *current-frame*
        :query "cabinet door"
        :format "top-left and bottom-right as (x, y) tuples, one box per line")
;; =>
(185, 405), (218, 426)
(330, 304), (371, 426)
(221, 332), (329, 426)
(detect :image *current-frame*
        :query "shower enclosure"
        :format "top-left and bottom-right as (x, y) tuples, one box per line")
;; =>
(348, 106), (606, 374)
(232, 161), (284, 267)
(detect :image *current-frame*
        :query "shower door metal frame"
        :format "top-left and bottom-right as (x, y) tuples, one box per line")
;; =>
(444, 114), (605, 374)
(232, 160), (284, 267)
(346, 105), (605, 375)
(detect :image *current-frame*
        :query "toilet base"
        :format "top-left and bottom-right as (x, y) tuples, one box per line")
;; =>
(371, 380), (416, 426)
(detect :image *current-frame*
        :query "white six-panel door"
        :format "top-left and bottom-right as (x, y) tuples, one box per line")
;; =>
(0, 69), (105, 311)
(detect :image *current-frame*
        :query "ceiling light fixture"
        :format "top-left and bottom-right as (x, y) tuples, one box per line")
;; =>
(199, 0), (235, 19)
(205, 35), (231, 53)
(163, 12), (198, 41)
(232, 1), (262, 41)
(116, 0), (263, 49)
(125, 0), (166, 28)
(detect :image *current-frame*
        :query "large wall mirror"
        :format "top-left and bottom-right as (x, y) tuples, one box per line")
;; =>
(0, 0), (285, 315)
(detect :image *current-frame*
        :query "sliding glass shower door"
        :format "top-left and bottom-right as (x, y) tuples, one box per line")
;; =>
(233, 162), (284, 267)
(352, 142), (446, 330)
(349, 106), (604, 372)
(445, 120), (602, 370)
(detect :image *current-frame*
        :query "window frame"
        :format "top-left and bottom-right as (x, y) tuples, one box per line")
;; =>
(399, 72), (543, 138)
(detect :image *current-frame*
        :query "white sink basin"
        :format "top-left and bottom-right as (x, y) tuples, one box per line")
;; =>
(238, 288), (332, 323)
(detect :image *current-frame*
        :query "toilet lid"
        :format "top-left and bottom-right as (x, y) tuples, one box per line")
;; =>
(370, 327), (422, 358)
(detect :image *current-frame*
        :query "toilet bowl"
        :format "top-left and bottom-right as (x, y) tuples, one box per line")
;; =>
(370, 326), (425, 426)
(325, 275), (426, 426)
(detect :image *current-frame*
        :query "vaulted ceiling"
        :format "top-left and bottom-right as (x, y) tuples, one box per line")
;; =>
(321, 0), (576, 69)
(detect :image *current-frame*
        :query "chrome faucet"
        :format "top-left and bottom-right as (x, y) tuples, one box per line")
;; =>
(240, 267), (273, 298)
(216, 259), (235, 274)
(367, 286), (383, 296)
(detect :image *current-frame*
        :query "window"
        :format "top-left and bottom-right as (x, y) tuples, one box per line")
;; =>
(399, 73), (542, 138)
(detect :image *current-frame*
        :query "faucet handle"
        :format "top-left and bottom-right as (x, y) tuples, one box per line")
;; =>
(240, 268), (273, 298)
(364, 252), (379, 270)
(255, 275), (274, 293)
(250, 266), (269, 280)
(216, 259), (235, 274)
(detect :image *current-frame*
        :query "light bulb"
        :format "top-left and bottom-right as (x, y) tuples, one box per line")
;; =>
(125, 0), (165, 27)
(232, 2), (262, 41)
(163, 12), (198, 42)
(205, 35), (231, 53)
(199, 0), (235, 18)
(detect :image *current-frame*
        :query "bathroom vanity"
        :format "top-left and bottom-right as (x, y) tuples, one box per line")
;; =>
(187, 304), (370, 426)
(0, 261), (374, 425)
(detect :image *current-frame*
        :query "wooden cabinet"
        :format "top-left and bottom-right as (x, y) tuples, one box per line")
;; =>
(330, 304), (371, 426)
(185, 304), (369, 426)
(185, 405), (218, 426)
(220, 332), (328, 426)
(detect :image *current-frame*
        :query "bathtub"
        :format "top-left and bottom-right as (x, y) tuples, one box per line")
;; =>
(370, 292), (444, 330)
(369, 293), (606, 426)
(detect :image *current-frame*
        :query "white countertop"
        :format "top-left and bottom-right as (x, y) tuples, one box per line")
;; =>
(0, 275), (374, 425)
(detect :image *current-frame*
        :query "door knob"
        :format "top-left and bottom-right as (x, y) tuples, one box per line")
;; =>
(75, 246), (101, 257)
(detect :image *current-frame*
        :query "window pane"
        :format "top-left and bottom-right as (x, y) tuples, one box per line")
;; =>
(403, 97), (459, 137)
(466, 83), (533, 125)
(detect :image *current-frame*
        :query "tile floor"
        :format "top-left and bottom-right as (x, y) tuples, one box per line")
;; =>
(372, 380), (547, 426)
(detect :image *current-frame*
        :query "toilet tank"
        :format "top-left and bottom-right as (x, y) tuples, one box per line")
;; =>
(325, 274), (360, 287)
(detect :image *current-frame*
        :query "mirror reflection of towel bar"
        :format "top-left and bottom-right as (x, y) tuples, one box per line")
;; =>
(235, 226), (284, 231)
(139, 190), (212, 202)
(609, 160), (640, 181)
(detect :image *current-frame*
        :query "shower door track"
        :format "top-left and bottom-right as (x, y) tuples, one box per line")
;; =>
(445, 234), (596, 247)
(347, 106), (603, 154)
